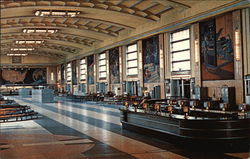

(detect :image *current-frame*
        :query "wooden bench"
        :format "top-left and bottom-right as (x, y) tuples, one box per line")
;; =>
(0, 111), (38, 123)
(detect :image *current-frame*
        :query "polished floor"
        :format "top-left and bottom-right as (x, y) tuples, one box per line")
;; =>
(1, 96), (250, 159)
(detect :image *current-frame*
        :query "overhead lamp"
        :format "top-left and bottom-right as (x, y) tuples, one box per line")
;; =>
(23, 28), (58, 33)
(11, 48), (34, 51)
(235, 29), (241, 61)
(15, 40), (44, 44)
(7, 53), (28, 56)
(194, 39), (199, 63)
(35, 10), (80, 17)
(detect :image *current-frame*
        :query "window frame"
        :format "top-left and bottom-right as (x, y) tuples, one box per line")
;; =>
(98, 52), (107, 79)
(126, 43), (138, 76)
(66, 62), (72, 82)
(170, 27), (191, 74)
(80, 58), (87, 81)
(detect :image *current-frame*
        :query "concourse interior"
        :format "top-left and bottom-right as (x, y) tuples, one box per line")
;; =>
(1, 96), (249, 159)
(1, 0), (250, 159)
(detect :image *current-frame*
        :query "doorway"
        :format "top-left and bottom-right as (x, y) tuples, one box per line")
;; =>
(171, 79), (190, 98)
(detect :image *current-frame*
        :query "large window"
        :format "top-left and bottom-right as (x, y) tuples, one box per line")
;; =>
(98, 52), (107, 79)
(66, 62), (72, 82)
(126, 43), (138, 76)
(170, 28), (191, 73)
(80, 58), (87, 81)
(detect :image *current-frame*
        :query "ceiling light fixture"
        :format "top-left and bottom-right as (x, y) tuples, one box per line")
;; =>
(235, 29), (241, 61)
(15, 40), (44, 44)
(11, 48), (34, 51)
(23, 28), (58, 33)
(35, 10), (80, 17)
(7, 53), (28, 56)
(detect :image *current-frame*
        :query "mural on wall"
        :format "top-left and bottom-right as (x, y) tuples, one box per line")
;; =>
(200, 13), (234, 80)
(87, 55), (94, 84)
(72, 60), (77, 85)
(61, 64), (65, 84)
(0, 68), (47, 85)
(142, 35), (160, 83)
(109, 47), (120, 84)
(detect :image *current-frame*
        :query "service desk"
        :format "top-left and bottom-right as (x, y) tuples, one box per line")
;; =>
(120, 108), (250, 148)
(19, 88), (31, 98)
(32, 89), (54, 103)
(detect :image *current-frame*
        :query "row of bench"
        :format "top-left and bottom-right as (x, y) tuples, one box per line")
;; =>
(0, 97), (39, 123)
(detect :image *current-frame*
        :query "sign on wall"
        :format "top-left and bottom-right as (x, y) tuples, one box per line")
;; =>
(200, 12), (234, 80)
(0, 68), (47, 85)
(142, 35), (160, 83)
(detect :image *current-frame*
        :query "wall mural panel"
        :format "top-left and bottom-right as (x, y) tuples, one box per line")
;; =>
(0, 68), (47, 85)
(109, 47), (120, 84)
(87, 55), (94, 84)
(142, 35), (160, 83)
(61, 64), (65, 84)
(200, 13), (234, 80)
(72, 60), (77, 85)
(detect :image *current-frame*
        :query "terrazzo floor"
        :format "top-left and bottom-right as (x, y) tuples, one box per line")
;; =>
(0, 96), (249, 159)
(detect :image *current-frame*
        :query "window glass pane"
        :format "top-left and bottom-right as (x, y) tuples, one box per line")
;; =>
(99, 65), (106, 72)
(172, 50), (190, 62)
(80, 59), (86, 64)
(80, 64), (86, 69)
(172, 61), (190, 71)
(127, 68), (138, 75)
(127, 44), (137, 52)
(99, 72), (106, 78)
(171, 40), (190, 52)
(247, 81), (250, 95)
(99, 53), (106, 60)
(80, 69), (86, 74)
(171, 29), (189, 41)
(127, 60), (138, 67)
(127, 52), (137, 60)
(99, 59), (106, 66)
(80, 75), (86, 80)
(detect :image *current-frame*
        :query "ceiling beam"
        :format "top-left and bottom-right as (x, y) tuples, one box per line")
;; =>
(155, 0), (191, 9)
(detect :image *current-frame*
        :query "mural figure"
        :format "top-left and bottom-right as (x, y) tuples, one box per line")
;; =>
(61, 64), (65, 84)
(72, 60), (77, 85)
(200, 13), (234, 80)
(87, 55), (94, 84)
(142, 36), (160, 83)
(109, 48), (120, 84)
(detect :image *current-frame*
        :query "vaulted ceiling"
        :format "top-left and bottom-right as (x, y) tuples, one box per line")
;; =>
(0, 0), (242, 60)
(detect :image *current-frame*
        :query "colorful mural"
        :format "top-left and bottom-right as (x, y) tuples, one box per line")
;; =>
(109, 47), (120, 84)
(0, 68), (46, 85)
(61, 64), (65, 84)
(200, 13), (234, 80)
(142, 35), (160, 83)
(87, 55), (94, 84)
(72, 60), (77, 85)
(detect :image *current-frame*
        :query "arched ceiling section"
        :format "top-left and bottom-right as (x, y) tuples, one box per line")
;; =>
(0, 0), (191, 60)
